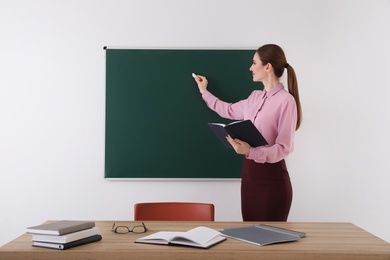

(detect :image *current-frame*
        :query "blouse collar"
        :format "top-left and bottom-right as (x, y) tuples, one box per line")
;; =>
(263, 83), (284, 99)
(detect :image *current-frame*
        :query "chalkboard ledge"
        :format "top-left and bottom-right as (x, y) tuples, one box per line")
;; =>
(105, 178), (241, 182)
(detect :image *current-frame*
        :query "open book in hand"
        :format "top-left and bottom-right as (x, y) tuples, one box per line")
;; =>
(135, 226), (226, 249)
(208, 120), (268, 149)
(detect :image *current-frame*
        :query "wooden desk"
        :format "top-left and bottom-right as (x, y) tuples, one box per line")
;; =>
(1, 221), (389, 259)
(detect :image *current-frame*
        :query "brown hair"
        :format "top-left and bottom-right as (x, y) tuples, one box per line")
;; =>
(257, 44), (302, 130)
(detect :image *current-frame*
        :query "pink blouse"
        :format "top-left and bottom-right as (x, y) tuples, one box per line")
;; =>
(202, 83), (297, 163)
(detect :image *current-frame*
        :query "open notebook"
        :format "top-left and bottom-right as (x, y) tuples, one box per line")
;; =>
(135, 226), (226, 249)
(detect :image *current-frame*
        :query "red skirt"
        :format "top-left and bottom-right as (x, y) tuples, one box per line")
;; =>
(241, 158), (292, 221)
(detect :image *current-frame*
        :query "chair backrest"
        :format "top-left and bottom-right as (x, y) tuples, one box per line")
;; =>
(134, 202), (215, 221)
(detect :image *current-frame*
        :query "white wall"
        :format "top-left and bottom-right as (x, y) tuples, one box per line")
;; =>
(1, 0), (390, 246)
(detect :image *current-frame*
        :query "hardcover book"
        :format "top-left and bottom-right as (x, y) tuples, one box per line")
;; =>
(208, 120), (268, 149)
(27, 220), (95, 236)
(220, 224), (305, 246)
(32, 234), (102, 250)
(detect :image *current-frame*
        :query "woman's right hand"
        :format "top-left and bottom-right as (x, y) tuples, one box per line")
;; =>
(194, 75), (208, 94)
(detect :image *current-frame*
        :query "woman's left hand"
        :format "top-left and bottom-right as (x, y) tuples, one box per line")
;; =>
(226, 135), (250, 156)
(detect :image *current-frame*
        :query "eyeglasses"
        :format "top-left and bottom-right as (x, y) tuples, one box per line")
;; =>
(111, 222), (148, 234)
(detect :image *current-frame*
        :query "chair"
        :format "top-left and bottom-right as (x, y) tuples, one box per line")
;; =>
(134, 202), (215, 221)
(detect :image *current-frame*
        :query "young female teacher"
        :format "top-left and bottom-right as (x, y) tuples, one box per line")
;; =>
(194, 44), (302, 221)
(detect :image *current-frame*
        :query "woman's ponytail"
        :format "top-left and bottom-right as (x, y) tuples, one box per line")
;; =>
(286, 64), (302, 130)
(257, 44), (302, 130)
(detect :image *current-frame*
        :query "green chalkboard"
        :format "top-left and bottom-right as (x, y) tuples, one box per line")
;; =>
(105, 48), (263, 178)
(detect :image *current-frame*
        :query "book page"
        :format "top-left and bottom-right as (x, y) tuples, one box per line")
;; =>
(172, 227), (220, 245)
(209, 123), (227, 127)
(137, 231), (184, 244)
(227, 120), (243, 126)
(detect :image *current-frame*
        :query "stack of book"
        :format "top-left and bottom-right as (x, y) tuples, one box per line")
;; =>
(26, 220), (102, 250)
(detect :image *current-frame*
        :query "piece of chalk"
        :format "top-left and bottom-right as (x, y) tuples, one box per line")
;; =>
(192, 73), (197, 78)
